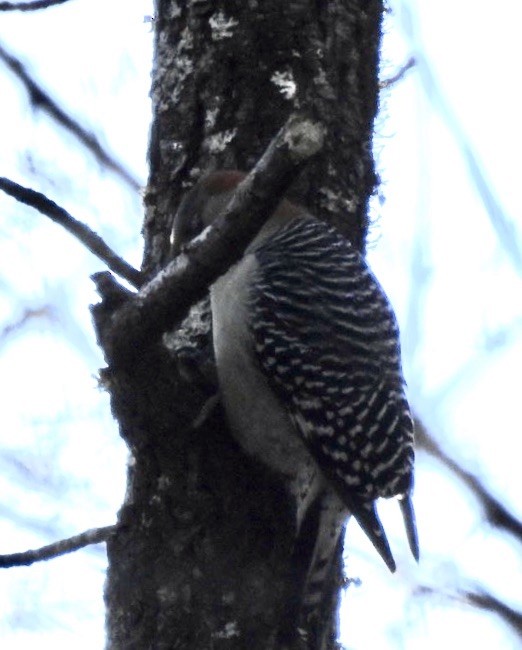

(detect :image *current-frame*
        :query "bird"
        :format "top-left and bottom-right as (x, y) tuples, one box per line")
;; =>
(171, 169), (418, 632)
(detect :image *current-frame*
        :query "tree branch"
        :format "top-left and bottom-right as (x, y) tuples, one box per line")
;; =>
(92, 113), (325, 364)
(0, 41), (141, 192)
(0, 525), (117, 568)
(415, 418), (522, 542)
(0, 306), (54, 342)
(414, 49), (522, 272)
(0, 0), (71, 9)
(417, 584), (522, 638)
(0, 177), (144, 288)
(463, 588), (522, 636)
(380, 56), (416, 89)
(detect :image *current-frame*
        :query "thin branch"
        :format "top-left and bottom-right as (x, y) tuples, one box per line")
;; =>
(399, 4), (522, 273)
(0, 525), (117, 568)
(92, 113), (325, 364)
(0, 0), (71, 9)
(415, 418), (522, 542)
(0, 42), (141, 192)
(402, 184), (432, 391)
(463, 589), (522, 636)
(418, 52), (522, 271)
(0, 306), (54, 342)
(416, 584), (522, 638)
(0, 177), (144, 288)
(380, 56), (416, 89)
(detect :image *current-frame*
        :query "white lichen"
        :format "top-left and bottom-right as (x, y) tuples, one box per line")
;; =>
(209, 11), (239, 40)
(160, 139), (184, 162)
(206, 128), (237, 153)
(271, 70), (297, 99)
(283, 117), (325, 160)
(158, 475), (172, 490)
(168, 2), (182, 19)
(157, 586), (177, 604)
(213, 621), (240, 639)
(177, 54), (194, 80)
(179, 26), (194, 52)
(205, 107), (219, 129)
(320, 187), (357, 213)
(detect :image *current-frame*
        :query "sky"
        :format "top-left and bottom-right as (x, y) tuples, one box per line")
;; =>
(0, 1), (521, 648)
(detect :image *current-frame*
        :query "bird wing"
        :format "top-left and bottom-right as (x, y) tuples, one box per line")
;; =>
(249, 217), (418, 567)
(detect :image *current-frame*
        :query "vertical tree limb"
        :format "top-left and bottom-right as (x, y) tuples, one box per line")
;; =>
(100, 2), (384, 648)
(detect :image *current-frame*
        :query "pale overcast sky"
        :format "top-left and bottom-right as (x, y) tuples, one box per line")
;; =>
(0, 1), (520, 648)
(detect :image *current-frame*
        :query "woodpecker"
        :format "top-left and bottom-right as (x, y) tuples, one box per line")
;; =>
(172, 170), (418, 626)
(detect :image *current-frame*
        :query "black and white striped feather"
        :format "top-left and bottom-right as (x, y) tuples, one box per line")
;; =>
(249, 216), (418, 567)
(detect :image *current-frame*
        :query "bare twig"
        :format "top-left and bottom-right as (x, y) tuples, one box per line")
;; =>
(397, 2), (522, 273)
(0, 525), (117, 568)
(463, 589), (522, 636)
(0, 306), (54, 341)
(0, 0), (71, 9)
(92, 113), (325, 363)
(0, 177), (144, 288)
(415, 418), (522, 542)
(416, 584), (522, 638)
(419, 52), (522, 271)
(402, 190), (432, 388)
(380, 56), (416, 89)
(0, 42), (141, 192)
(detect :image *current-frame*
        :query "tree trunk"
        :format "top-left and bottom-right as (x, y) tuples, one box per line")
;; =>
(97, 1), (383, 648)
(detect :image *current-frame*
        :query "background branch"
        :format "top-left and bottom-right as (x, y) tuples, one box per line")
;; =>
(462, 588), (522, 636)
(415, 418), (522, 541)
(416, 53), (522, 272)
(0, 41), (141, 191)
(0, 177), (144, 288)
(0, 0), (72, 10)
(416, 584), (522, 638)
(380, 56), (416, 89)
(0, 525), (117, 568)
(0, 306), (54, 342)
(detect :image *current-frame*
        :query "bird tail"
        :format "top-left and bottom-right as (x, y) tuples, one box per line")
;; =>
(399, 494), (419, 561)
(350, 498), (396, 572)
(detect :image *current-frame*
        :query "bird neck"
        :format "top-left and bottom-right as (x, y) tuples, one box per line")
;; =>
(246, 199), (310, 252)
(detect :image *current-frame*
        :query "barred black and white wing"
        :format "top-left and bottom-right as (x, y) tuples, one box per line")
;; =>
(250, 217), (418, 569)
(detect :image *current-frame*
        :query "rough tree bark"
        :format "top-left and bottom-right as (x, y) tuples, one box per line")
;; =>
(95, 1), (383, 649)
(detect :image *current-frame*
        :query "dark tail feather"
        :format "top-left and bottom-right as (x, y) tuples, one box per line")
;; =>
(351, 499), (396, 573)
(399, 494), (419, 562)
